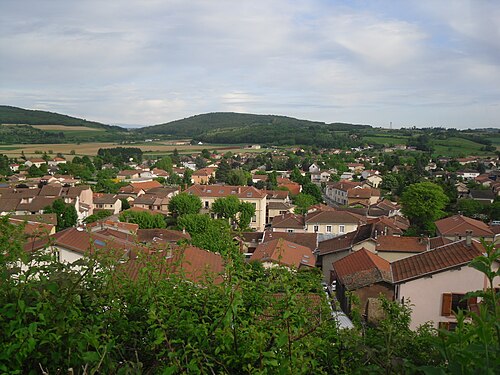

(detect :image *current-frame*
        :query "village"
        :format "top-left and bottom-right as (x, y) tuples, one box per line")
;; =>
(1, 142), (499, 333)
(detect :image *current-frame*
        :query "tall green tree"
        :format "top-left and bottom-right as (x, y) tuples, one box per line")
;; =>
(168, 192), (202, 217)
(401, 182), (449, 234)
(119, 210), (165, 229)
(293, 193), (317, 215)
(44, 198), (78, 231)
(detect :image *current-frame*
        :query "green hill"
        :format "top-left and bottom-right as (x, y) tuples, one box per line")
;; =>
(137, 112), (371, 148)
(0, 105), (124, 131)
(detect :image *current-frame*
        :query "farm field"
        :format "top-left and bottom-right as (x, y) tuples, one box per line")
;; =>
(0, 141), (261, 160)
(28, 125), (105, 132)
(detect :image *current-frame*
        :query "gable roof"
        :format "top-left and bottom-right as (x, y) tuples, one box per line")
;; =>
(271, 212), (305, 229)
(262, 231), (318, 252)
(186, 184), (266, 199)
(435, 214), (494, 237)
(318, 223), (375, 255)
(375, 236), (427, 253)
(305, 210), (362, 224)
(120, 245), (225, 284)
(250, 238), (315, 268)
(333, 248), (392, 290)
(391, 240), (484, 283)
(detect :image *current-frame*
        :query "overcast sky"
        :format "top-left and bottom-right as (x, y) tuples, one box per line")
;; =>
(1, 0), (500, 128)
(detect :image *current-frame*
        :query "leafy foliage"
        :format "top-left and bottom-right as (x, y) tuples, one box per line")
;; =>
(119, 210), (166, 229)
(43, 198), (78, 231)
(168, 192), (202, 217)
(401, 182), (449, 234)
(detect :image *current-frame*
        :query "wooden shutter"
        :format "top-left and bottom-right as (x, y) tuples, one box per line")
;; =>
(441, 293), (452, 316)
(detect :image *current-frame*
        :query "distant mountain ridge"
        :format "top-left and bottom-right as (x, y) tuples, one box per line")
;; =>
(0, 105), (124, 131)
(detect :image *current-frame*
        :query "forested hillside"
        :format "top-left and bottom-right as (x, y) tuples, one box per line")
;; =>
(0, 105), (123, 131)
(137, 112), (371, 148)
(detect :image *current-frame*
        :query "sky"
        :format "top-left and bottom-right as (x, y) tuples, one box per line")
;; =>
(1, 0), (500, 129)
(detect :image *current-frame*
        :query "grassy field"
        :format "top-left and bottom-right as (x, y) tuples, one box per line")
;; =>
(0, 141), (262, 160)
(30, 125), (105, 131)
(362, 134), (409, 145)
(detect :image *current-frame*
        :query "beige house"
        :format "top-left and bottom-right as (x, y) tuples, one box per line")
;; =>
(93, 193), (122, 214)
(392, 239), (498, 330)
(191, 167), (216, 185)
(435, 214), (496, 243)
(186, 185), (267, 231)
(304, 210), (362, 235)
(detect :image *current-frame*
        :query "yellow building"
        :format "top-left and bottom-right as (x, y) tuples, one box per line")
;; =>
(185, 184), (267, 231)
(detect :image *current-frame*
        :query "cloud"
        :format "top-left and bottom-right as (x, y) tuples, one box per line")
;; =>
(0, 0), (499, 127)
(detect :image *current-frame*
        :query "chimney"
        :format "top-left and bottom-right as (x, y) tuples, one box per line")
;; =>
(465, 230), (472, 247)
(454, 233), (460, 242)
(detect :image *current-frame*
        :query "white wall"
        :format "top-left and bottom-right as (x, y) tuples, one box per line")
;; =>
(397, 265), (497, 330)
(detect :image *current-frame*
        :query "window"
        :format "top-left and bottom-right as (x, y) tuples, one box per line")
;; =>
(339, 225), (345, 233)
(205, 201), (209, 208)
(287, 229), (294, 233)
(252, 215), (257, 223)
(441, 293), (477, 316)
(326, 225), (332, 233)
(313, 225), (319, 233)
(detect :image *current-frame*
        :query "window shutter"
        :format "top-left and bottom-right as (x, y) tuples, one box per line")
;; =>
(441, 293), (452, 316)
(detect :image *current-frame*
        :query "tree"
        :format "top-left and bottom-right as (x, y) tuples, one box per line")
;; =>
(44, 198), (78, 231)
(201, 149), (211, 159)
(401, 182), (449, 234)
(119, 210), (166, 229)
(302, 182), (323, 203)
(183, 169), (193, 186)
(227, 169), (249, 186)
(456, 199), (484, 218)
(155, 156), (173, 173)
(177, 214), (236, 255)
(237, 201), (255, 231)
(215, 159), (231, 182)
(84, 210), (113, 224)
(211, 195), (241, 221)
(293, 193), (316, 215)
(168, 193), (202, 217)
(27, 164), (44, 177)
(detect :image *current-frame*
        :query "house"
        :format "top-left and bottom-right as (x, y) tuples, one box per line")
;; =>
(435, 214), (496, 242)
(361, 171), (383, 188)
(374, 235), (428, 262)
(48, 157), (67, 167)
(310, 170), (332, 184)
(317, 223), (379, 281)
(93, 193), (122, 214)
(185, 184), (267, 231)
(325, 180), (362, 205)
(332, 248), (393, 316)
(24, 158), (46, 168)
(308, 163), (320, 173)
(347, 163), (365, 173)
(121, 245), (225, 284)
(276, 177), (301, 196)
(25, 226), (140, 264)
(191, 167), (216, 184)
(0, 185), (93, 223)
(262, 231), (318, 255)
(347, 187), (381, 206)
(250, 238), (315, 269)
(469, 189), (495, 204)
(118, 180), (163, 198)
(391, 239), (492, 330)
(271, 212), (306, 233)
(304, 209), (362, 235)
(117, 170), (140, 181)
(456, 170), (480, 181)
(252, 174), (268, 184)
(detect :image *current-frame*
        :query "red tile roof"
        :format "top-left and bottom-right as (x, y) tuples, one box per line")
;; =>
(375, 236), (427, 253)
(305, 210), (362, 224)
(250, 238), (315, 268)
(271, 212), (305, 229)
(262, 231), (318, 252)
(435, 215), (494, 237)
(391, 240), (484, 283)
(186, 184), (266, 199)
(120, 245), (225, 284)
(333, 248), (392, 290)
